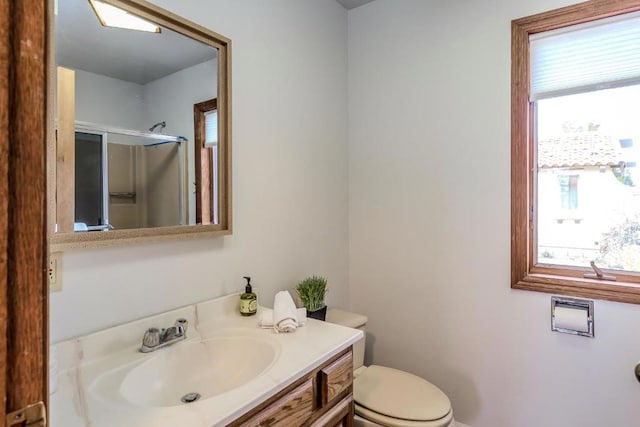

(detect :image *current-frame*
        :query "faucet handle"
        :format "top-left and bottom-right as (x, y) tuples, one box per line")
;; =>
(142, 327), (160, 350)
(175, 318), (188, 336)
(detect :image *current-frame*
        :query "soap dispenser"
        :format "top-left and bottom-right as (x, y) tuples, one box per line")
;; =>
(240, 276), (257, 316)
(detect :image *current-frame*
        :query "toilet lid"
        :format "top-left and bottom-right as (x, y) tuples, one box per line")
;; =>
(354, 365), (451, 422)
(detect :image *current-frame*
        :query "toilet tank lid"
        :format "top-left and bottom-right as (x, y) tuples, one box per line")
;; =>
(326, 308), (368, 329)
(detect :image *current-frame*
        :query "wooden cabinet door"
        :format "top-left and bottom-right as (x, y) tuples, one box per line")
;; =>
(0, 0), (49, 422)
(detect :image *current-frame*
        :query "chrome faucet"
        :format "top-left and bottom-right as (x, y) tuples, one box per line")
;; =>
(140, 318), (188, 353)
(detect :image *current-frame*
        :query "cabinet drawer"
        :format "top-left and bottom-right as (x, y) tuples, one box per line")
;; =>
(319, 350), (353, 406)
(235, 378), (315, 427)
(310, 394), (353, 427)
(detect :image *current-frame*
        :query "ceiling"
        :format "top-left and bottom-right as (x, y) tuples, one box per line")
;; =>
(55, 0), (373, 85)
(56, 0), (216, 84)
(336, 0), (376, 10)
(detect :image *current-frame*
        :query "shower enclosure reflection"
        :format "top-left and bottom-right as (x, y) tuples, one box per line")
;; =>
(72, 124), (187, 232)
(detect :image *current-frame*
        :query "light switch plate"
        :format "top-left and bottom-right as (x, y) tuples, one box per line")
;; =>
(49, 252), (63, 292)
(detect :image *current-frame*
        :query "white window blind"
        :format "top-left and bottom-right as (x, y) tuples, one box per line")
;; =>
(204, 109), (218, 147)
(530, 12), (640, 100)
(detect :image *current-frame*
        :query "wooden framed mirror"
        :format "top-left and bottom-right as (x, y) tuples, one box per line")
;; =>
(49, 0), (232, 250)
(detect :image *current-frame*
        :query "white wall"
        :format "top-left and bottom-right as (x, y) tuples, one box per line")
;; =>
(50, 0), (349, 342)
(74, 69), (145, 129)
(143, 59), (217, 142)
(348, 1), (640, 426)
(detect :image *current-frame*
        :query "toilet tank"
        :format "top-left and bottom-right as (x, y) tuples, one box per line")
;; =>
(326, 309), (368, 370)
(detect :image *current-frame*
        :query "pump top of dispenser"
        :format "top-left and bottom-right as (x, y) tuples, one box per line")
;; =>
(243, 276), (252, 293)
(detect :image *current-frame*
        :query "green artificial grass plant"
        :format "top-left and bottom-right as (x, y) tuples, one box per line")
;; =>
(296, 275), (328, 312)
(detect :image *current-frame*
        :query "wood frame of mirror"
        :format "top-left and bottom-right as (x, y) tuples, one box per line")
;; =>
(48, 0), (232, 251)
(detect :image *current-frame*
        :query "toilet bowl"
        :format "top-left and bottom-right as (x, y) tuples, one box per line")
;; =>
(326, 309), (455, 427)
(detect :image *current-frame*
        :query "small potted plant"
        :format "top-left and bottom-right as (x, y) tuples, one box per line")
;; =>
(296, 275), (328, 321)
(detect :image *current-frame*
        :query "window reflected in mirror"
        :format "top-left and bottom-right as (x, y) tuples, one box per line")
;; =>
(194, 98), (219, 225)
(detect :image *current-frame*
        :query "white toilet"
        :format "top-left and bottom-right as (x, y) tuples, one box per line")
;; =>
(327, 309), (456, 427)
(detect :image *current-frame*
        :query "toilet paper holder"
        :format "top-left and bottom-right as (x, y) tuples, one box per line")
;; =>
(551, 296), (594, 338)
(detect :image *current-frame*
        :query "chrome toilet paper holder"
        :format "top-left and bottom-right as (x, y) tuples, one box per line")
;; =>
(551, 296), (594, 338)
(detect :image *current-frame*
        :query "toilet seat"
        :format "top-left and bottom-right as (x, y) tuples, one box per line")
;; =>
(355, 404), (454, 427)
(354, 365), (453, 427)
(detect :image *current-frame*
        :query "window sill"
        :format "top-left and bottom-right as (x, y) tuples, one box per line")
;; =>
(555, 218), (583, 224)
(512, 273), (640, 304)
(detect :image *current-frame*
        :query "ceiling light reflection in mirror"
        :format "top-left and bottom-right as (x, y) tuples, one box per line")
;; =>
(88, 0), (161, 32)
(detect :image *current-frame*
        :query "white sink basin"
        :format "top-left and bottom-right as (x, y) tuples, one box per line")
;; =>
(119, 335), (279, 407)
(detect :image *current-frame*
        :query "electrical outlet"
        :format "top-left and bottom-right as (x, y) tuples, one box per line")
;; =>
(49, 252), (63, 292)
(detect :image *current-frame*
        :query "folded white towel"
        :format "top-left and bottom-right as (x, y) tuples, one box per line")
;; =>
(273, 291), (299, 333)
(259, 308), (307, 329)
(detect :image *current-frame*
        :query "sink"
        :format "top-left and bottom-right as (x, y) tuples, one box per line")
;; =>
(118, 335), (279, 407)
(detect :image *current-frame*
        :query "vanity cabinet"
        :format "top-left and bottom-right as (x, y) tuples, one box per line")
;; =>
(228, 347), (354, 427)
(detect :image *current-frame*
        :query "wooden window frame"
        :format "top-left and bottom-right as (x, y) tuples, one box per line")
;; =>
(511, 0), (640, 304)
(194, 98), (219, 225)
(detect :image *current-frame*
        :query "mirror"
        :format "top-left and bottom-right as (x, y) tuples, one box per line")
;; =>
(50, 0), (231, 250)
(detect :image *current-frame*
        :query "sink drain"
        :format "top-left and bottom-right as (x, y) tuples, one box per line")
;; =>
(181, 392), (201, 404)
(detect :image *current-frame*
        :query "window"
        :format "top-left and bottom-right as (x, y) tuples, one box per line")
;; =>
(204, 109), (218, 147)
(194, 98), (220, 225)
(558, 175), (578, 211)
(511, 0), (640, 304)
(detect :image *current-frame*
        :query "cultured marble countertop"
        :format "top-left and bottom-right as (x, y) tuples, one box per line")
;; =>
(50, 293), (363, 427)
